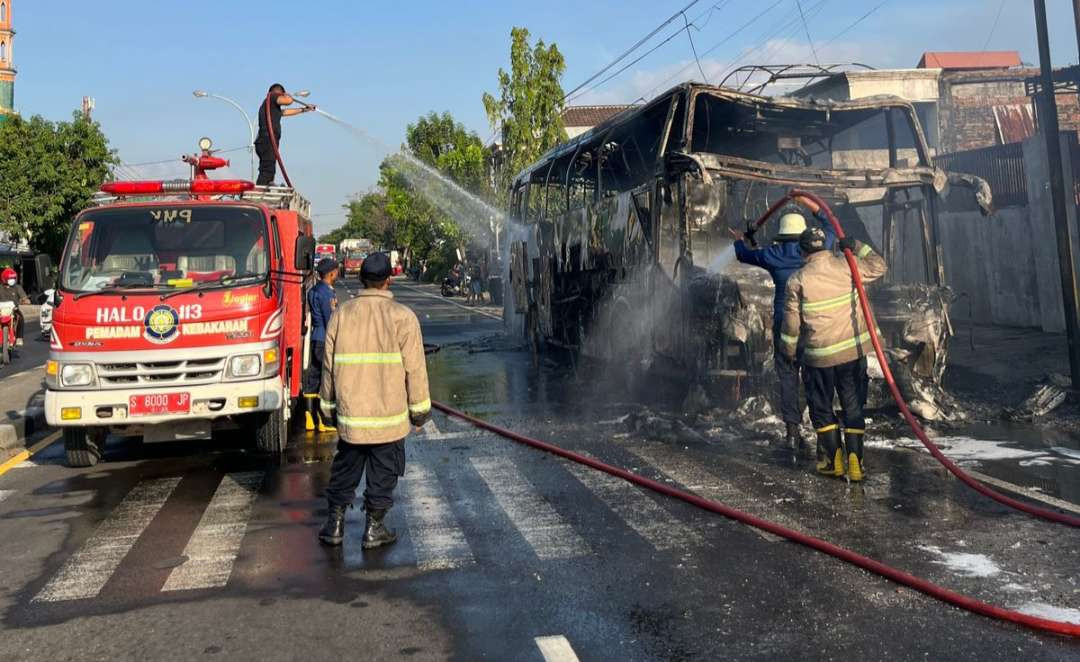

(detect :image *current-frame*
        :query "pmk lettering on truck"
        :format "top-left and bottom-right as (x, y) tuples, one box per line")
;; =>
(44, 140), (317, 468)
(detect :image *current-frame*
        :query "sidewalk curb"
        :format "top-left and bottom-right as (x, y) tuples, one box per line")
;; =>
(0, 406), (49, 455)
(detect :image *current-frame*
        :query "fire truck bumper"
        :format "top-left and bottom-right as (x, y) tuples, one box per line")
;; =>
(44, 377), (285, 427)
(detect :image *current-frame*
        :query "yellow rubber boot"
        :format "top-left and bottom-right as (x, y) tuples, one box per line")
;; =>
(315, 396), (336, 433)
(303, 394), (317, 432)
(814, 426), (844, 477)
(845, 430), (865, 482)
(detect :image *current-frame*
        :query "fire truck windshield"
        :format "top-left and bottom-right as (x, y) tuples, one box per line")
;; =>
(60, 205), (270, 294)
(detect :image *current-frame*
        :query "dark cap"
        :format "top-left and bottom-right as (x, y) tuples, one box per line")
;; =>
(360, 252), (392, 281)
(799, 227), (827, 254)
(316, 258), (338, 276)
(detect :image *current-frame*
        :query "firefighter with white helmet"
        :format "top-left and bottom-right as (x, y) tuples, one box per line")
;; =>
(729, 196), (835, 449)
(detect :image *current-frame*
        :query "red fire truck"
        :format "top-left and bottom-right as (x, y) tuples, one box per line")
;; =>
(44, 139), (316, 467)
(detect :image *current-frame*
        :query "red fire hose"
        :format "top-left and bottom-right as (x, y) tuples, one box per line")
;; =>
(746, 189), (1079, 528)
(432, 400), (1079, 637)
(263, 94), (293, 189)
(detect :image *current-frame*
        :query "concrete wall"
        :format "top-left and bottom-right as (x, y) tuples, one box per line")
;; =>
(881, 134), (1080, 332)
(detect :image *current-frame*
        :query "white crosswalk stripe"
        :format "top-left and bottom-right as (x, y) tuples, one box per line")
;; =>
(563, 456), (702, 550)
(626, 445), (790, 543)
(535, 635), (581, 662)
(34, 477), (182, 602)
(162, 471), (265, 592)
(470, 456), (588, 560)
(399, 465), (474, 570)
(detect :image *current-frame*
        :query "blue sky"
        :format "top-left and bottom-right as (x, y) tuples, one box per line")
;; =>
(12, 0), (1080, 234)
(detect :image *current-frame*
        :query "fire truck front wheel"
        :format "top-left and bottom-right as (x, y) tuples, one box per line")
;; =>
(64, 427), (106, 467)
(253, 407), (287, 455)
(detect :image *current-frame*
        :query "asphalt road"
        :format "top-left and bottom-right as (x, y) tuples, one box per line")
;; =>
(0, 283), (1078, 660)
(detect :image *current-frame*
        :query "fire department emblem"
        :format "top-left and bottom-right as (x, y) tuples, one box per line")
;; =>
(144, 305), (180, 344)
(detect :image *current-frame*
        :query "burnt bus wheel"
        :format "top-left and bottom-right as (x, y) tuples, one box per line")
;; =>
(253, 407), (287, 454)
(64, 427), (105, 467)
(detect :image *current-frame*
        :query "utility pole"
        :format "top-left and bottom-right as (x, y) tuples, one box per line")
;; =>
(1035, 0), (1080, 387)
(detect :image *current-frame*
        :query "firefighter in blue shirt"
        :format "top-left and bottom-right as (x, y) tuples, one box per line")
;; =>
(304, 259), (339, 432)
(728, 195), (835, 449)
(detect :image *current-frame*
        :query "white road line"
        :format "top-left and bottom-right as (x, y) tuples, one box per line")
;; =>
(394, 282), (503, 320)
(414, 419), (488, 441)
(0, 489), (13, 503)
(470, 456), (587, 560)
(626, 446), (789, 543)
(399, 465), (474, 570)
(34, 477), (182, 602)
(563, 455), (702, 551)
(162, 471), (264, 592)
(535, 635), (581, 662)
(965, 469), (1080, 515)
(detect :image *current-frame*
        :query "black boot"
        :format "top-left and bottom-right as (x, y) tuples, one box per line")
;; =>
(362, 508), (397, 549)
(815, 427), (844, 478)
(784, 422), (805, 450)
(318, 504), (346, 546)
(845, 429), (865, 482)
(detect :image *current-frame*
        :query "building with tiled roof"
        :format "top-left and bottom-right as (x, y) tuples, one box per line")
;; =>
(917, 51), (1022, 71)
(562, 105), (634, 139)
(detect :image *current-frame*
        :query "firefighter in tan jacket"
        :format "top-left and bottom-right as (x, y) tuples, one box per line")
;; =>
(779, 228), (886, 482)
(317, 252), (431, 548)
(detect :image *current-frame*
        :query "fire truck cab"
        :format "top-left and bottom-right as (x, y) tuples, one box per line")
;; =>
(44, 143), (316, 467)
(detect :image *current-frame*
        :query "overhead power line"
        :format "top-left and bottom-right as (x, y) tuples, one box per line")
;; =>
(816, 0), (890, 52)
(639, 0), (787, 100)
(560, 0), (704, 102)
(795, 0), (821, 66)
(982, 0), (1006, 51)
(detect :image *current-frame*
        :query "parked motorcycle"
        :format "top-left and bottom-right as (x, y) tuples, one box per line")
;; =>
(441, 274), (461, 297)
(40, 289), (55, 339)
(0, 300), (17, 365)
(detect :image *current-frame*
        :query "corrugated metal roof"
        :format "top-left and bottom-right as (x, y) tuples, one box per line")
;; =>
(917, 51), (1022, 70)
(992, 104), (1035, 144)
(561, 105), (635, 127)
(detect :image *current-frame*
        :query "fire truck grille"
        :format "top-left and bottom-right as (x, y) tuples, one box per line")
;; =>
(96, 357), (227, 386)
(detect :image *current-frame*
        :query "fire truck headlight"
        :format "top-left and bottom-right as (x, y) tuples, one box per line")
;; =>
(60, 363), (95, 387)
(228, 354), (262, 378)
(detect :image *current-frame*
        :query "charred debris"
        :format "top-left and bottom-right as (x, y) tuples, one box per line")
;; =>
(505, 82), (992, 422)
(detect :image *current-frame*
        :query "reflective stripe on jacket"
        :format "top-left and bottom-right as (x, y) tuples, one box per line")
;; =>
(780, 241), (887, 368)
(319, 288), (431, 444)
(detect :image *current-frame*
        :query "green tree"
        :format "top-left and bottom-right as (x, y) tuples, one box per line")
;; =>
(482, 26), (567, 201)
(0, 112), (116, 258)
(406, 111), (492, 200)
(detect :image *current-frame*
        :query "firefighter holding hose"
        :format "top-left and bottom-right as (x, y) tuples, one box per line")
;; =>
(779, 227), (886, 481)
(254, 83), (316, 186)
(729, 196), (834, 450)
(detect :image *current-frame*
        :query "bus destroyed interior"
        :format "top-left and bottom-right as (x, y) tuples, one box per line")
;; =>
(506, 84), (992, 422)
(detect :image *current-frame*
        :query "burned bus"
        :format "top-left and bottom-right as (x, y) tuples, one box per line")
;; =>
(504, 83), (991, 416)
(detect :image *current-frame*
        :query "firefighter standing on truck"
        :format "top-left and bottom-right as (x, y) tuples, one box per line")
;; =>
(317, 252), (431, 548)
(779, 227), (886, 482)
(254, 83), (316, 186)
(303, 259), (338, 433)
(729, 195), (834, 449)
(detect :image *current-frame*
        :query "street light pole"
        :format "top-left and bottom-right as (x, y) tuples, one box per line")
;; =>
(1034, 0), (1080, 387)
(193, 90), (256, 180)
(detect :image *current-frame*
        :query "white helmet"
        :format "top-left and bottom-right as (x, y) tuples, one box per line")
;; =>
(778, 212), (807, 238)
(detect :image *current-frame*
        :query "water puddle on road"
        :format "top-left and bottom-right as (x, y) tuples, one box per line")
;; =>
(886, 421), (1080, 505)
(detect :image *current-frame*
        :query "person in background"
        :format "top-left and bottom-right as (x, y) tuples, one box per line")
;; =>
(779, 227), (887, 482)
(254, 83), (317, 186)
(303, 259), (338, 433)
(728, 196), (835, 450)
(317, 252), (431, 548)
(0, 267), (29, 346)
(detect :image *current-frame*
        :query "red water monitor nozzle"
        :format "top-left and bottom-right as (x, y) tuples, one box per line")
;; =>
(182, 136), (230, 180)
